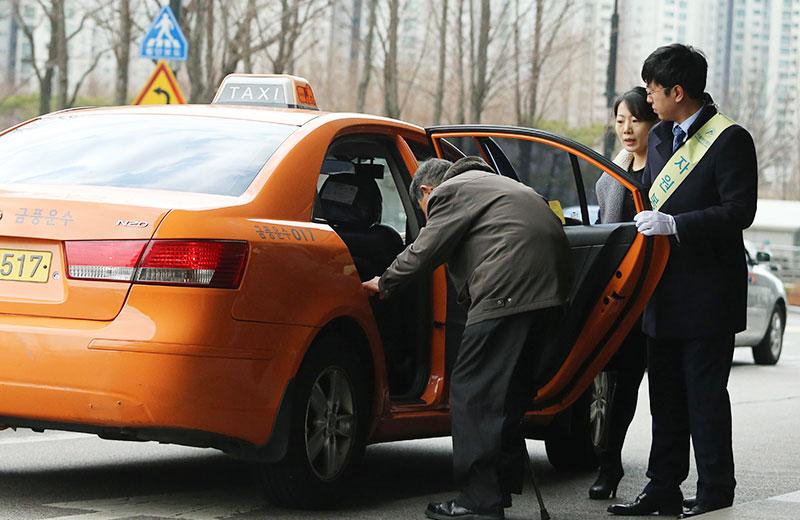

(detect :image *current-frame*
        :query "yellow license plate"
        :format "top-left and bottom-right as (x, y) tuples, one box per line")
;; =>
(0, 249), (53, 283)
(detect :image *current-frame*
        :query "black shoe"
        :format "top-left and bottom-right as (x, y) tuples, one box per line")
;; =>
(678, 501), (732, 518)
(683, 496), (697, 509)
(607, 492), (683, 516)
(588, 465), (624, 499)
(501, 493), (511, 508)
(425, 500), (504, 520)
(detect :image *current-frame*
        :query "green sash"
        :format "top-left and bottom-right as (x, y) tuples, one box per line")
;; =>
(649, 113), (735, 211)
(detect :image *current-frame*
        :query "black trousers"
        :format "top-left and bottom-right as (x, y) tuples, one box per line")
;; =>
(643, 335), (736, 505)
(450, 307), (559, 513)
(599, 321), (647, 465)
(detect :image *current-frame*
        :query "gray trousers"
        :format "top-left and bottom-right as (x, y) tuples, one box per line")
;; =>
(451, 307), (559, 513)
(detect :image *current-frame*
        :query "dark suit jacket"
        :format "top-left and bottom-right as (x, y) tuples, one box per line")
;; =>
(379, 159), (573, 327)
(642, 103), (757, 339)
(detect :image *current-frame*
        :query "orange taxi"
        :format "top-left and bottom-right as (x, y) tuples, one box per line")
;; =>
(0, 75), (668, 507)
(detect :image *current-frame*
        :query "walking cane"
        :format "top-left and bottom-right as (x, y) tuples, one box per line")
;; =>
(525, 442), (551, 520)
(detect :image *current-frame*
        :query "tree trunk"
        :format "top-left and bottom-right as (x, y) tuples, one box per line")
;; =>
(527, 0), (543, 127)
(433, 0), (448, 125)
(114, 0), (131, 105)
(54, 0), (68, 109)
(383, 0), (400, 118)
(455, 0), (465, 124)
(356, 0), (376, 112)
(469, 0), (490, 123)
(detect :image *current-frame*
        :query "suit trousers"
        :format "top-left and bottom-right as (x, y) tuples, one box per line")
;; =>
(450, 307), (559, 513)
(643, 335), (736, 505)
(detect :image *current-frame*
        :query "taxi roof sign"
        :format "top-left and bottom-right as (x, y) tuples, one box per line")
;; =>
(212, 74), (319, 110)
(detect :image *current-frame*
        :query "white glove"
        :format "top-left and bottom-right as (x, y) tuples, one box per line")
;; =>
(634, 210), (677, 236)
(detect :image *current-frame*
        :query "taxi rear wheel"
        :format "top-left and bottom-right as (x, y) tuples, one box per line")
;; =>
(255, 338), (369, 508)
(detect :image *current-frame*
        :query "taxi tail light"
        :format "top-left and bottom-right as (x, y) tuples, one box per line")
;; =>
(135, 241), (248, 288)
(64, 240), (248, 288)
(65, 240), (147, 282)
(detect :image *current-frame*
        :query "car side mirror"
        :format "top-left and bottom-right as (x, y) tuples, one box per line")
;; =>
(756, 251), (771, 263)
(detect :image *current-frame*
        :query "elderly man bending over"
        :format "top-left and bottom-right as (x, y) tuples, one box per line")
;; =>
(363, 156), (573, 520)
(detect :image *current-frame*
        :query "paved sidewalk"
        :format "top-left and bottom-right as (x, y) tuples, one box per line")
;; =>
(702, 490), (800, 519)
(703, 305), (800, 519)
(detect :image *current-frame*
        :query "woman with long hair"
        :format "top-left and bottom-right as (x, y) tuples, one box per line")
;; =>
(590, 86), (659, 499)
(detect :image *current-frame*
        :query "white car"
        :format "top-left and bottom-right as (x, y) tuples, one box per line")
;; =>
(736, 241), (788, 365)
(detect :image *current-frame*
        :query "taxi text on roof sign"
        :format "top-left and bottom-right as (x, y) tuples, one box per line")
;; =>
(212, 75), (319, 110)
(133, 60), (186, 105)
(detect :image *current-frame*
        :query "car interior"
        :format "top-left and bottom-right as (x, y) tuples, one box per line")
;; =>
(312, 136), (430, 401)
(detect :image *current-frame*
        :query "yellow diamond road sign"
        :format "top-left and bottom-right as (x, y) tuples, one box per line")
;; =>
(133, 60), (186, 105)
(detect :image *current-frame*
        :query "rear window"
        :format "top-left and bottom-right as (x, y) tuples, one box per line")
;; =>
(0, 114), (296, 196)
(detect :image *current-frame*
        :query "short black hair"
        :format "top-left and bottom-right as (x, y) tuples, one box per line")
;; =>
(409, 158), (452, 201)
(641, 43), (707, 101)
(613, 86), (658, 122)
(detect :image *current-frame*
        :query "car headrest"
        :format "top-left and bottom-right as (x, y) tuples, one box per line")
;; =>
(318, 174), (382, 228)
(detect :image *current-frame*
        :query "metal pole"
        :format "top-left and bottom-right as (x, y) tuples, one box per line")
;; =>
(603, 0), (619, 159)
(170, 0), (182, 21)
(169, 0), (183, 75)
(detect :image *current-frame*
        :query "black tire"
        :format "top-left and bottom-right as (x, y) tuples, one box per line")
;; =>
(255, 337), (369, 508)
(544, 388), (600, 471)
(752, 305), (785, 365)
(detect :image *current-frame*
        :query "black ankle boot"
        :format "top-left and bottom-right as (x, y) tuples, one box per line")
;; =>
(588, 463), (624, 499)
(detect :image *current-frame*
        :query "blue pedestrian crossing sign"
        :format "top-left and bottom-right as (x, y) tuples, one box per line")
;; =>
(140, 6), (188, 61)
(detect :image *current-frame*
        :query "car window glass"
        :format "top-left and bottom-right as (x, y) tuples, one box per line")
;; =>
(404, 138), (435, 162)
(472, 137), (584, 225)
(375, 159), (407, 233)
(572, 155), (603, 224)
(316, 155), (408, 236)
(0, 115), (296, 197)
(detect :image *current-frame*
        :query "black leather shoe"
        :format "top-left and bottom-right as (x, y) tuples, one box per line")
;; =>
(501, 493), (511, 508)
(678, 501), (731, 518)
(425, 500), (504, 520)
(589, 465), (624, 499)
(607, 492), (682, 516)
(683, 496), (697, 509)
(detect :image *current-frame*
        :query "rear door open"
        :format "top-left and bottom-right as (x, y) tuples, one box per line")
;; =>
(426, 125), (670, 416)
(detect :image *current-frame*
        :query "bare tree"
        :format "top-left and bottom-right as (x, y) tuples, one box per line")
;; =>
(356, 0), (377, 112)
(381, 0), (400, 118)
(465, 0), (513, 123)
(454, 0), (466, 123)
(93, 0), (138, 105)
(432, 0), (448, 124)
(10, 0), (107, 113)
(725, 78), (796, 198)
(469, 0), (490, 122)
(11, 0), (57, 114)
(180, 0), (328, 103)
(514, 0), (576, 127)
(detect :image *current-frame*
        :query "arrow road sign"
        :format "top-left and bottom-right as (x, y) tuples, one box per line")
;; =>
(133, 61), (186, 105)
(140, 6), (188, 61)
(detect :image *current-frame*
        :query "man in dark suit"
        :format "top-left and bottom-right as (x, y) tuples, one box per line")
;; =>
(608, 44), (757, 518)
(362, 157), (572, 520)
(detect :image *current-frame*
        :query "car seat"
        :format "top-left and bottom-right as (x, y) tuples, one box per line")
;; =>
(317, 173), (404, 280)
(317, 172), (414, 393)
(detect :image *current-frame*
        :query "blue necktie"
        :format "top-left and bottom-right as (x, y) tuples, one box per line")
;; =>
(672, 125), (686, 153)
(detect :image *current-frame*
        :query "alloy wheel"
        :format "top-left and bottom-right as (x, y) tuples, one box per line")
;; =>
(304, 366), (356, 480)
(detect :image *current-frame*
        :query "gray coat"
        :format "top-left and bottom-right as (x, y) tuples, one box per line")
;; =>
(379, 158), (573, 326)
(595, 150), (633, 223)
